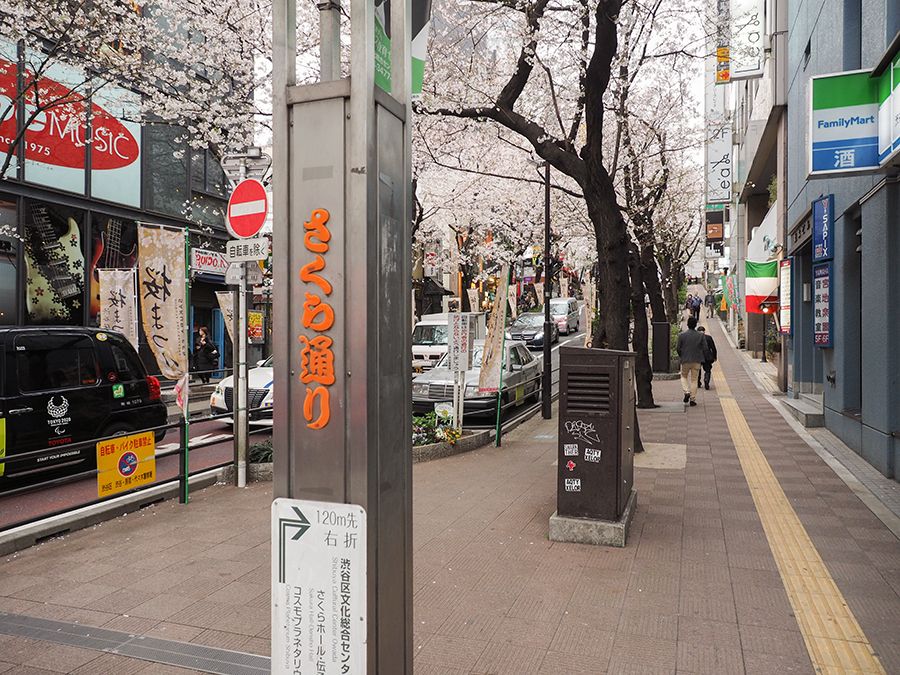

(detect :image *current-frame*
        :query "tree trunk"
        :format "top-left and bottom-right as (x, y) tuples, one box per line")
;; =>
(628, 241), (655, 409)
(660, 256), (679, 324)
(640, 243), (666, 323)
(584, 178), (631, 351)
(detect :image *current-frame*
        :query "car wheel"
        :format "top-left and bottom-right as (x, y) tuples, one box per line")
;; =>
(99, 423), (133, 442)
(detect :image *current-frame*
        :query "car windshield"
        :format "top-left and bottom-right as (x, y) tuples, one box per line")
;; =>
(412, 324), (448, 346)
(436, 346), (485, 369)
(259, 356), (273, 367)
(550, 300), (569, 314)
(513, 314), (543, 328)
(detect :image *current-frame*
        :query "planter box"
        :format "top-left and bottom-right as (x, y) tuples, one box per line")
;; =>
(413, 429), (492, 463)
(220, 462), (273, 483)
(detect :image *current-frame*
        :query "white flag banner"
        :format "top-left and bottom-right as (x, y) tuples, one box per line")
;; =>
(560, 276), (569, 299)
(466, 288), (480, 313)
(479, 265), (509, 394)
(138, 225), (187, 379)
(216, 291), (235, 343)
(533, 282), (544, 308)
(507, 283), (518, 320)
(98, 269), (138, 349)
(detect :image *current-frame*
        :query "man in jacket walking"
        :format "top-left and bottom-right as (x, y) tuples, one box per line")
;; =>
(705, 291), (716, 318)
(696, 326), (717, 390)
(677, 316), (706, 406)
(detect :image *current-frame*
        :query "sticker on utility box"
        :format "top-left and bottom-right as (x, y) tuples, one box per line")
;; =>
(584, 448), (602, 463)
(271, 498), (366, 675)
(97, 431), (156, 498)
(563, 443), (579, 457)
(564, 478), (582, 492)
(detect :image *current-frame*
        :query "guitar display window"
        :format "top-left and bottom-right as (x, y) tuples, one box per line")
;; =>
(15, 334), (100, 393)
(89, 215), (138, 325)
(0, 199), (16, 326)
(23, 201), (85, 326)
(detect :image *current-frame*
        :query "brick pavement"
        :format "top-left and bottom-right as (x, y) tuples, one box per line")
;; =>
(0, 318), (898, 674)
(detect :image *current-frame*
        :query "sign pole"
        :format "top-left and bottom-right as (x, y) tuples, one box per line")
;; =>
(236, 162), (249, 488)
(182, 230), (191, 504)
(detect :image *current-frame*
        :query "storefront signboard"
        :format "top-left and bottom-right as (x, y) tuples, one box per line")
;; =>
(248, 310), (265, 344)
(813, 262), (832, 348)
(812, 194), (834, 262)
(730, 0), (764, 80)
(778, 259), (791, 335)
(705, 119), (732, 203)
(192, 248), (229, 276)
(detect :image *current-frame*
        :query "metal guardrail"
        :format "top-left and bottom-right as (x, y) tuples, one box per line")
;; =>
(0, 399), (272, 532)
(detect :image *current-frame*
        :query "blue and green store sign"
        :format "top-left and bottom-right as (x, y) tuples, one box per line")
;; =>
(809, 46), (900, 175)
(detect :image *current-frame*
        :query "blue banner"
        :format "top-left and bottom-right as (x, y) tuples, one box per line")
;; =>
(812, 194), (834, 263)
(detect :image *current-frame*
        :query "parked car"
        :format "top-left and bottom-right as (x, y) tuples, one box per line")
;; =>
(507, 312), (559, 348)
(210, 356), (273, 425)
(412, 340), (541, 419)
(0, 327), (167, 490)
(412, 312), (487, 372)
(549, 297), (580, 334)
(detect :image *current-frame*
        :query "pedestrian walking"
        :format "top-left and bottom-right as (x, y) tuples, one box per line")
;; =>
(684, 294), (694, 323)
(691, 294), (702, 320)
(696, 326), (718, 390)
(705, 290), (716, 318)
(677, 316), (706, 406)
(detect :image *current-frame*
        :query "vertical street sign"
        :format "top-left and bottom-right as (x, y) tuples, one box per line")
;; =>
(271, 498), (366, 675)
(813, 262), (833, 347)
(779, 259), (792, 335)
(811, 194), (834, 263)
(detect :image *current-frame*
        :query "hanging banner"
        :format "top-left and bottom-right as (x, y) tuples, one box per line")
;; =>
(374, 0), (433, 97)
(779, 259), (792, 335)
(705, 120), (733, 203)
(216, 291), (235, 343)
(138, 225), (187, 379)
(98, 269), (139, 349)
(466, 287), (480, 313)
(560, 276), (569, 299)
(533, 282), (544, 308)
(479, 265), (509, 394)
(507, 283), (518, 320)
(812, 194), (834, 262)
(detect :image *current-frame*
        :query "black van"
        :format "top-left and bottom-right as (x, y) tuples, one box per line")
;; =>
(0, 327), (168, 489)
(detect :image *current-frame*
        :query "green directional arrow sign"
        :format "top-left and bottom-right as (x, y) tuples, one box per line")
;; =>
(278, 506), (310, 582)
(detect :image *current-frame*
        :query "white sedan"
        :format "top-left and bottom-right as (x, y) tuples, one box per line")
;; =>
(210, 356), (274, 426)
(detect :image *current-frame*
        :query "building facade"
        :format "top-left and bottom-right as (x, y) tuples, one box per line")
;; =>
(0, 40), (233, 378)
(785, 2), (899, 478)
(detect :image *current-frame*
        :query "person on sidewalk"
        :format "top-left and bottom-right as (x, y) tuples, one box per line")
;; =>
(691, 294), (703, 320)
(677, 316), (705, 406)
(705, 291), (716, 318)
(696, 326), (718, 390)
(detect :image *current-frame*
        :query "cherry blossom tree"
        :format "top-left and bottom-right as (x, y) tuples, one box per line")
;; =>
(0, 0), (272, 181)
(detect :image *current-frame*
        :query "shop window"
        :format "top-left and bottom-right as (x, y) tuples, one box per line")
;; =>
(23, 201), (85, 326)
(143, 125), (188, 217)
(0, 199), (18, 324)
(16, 334), (99, 392)
(89, 214), (138, 325)
(190, 192), (226, 228)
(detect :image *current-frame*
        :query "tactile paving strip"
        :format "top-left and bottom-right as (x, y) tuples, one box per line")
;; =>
(0, 611), (270, 674)
(713, 369), (886, 674)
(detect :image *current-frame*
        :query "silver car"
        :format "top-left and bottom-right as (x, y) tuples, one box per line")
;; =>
(412, 340), (542, 419)
(550, 297), (580, 334)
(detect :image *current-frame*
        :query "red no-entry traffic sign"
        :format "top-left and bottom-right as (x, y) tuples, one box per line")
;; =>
(227, 178), (269, 239)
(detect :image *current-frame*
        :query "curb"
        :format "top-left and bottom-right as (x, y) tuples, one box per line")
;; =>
(0, 468), (229, 557)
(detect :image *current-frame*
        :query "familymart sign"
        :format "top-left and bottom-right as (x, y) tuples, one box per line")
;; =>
(809, 50), (900, 175)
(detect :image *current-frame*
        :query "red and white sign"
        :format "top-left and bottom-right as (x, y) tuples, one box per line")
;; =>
(227, 179), (268, 239)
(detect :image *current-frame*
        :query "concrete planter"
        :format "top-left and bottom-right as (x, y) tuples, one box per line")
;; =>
(220, 462), (273, 483)
(413, 429), (492, 463)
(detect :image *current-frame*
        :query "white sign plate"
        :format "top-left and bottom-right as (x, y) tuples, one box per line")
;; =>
(244, 263), (264, 286)
(191, 248), (229, 275)
(448, 313), (474, 372)
(271, 498), (366, 675)
(227, 237), (269, 262)
(225, 263), (243, 286)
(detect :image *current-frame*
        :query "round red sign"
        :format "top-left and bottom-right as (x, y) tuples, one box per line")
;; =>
(226, 179), (269, 239)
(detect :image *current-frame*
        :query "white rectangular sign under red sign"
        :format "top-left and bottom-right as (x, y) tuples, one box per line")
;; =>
(226, 237), (269, 262)
(271, 498), (366, 675)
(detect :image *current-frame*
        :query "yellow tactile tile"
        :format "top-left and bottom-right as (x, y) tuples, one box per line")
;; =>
(712, 368), (886, 675)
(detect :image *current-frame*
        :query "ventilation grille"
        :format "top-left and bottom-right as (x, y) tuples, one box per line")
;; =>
(565, 371), (611, 414)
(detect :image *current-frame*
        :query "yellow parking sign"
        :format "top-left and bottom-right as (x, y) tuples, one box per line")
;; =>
(97, 431), (156, 498)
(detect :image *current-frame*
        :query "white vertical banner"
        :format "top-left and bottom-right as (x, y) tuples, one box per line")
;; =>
(98, 269), (139, 349)
(466, 287), (480, 313)
(138, 225), (188, 379)
(729, 0), (765, 80)
(533, 282), (544, 308)
(507, 283), (518, 320)
(216, 291), (235, 343)
(560, 276), (569, 299)
(705, 120), (733, 203)
(479, 265), (509, 394)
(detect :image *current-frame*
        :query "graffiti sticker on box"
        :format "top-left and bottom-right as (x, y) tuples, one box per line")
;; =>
(564, 478), (581, 492)
(584, 448), (602, 463)
(563, 443), (579, 457)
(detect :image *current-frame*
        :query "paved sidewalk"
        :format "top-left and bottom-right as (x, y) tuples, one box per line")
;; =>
(1, 320), (899, 674)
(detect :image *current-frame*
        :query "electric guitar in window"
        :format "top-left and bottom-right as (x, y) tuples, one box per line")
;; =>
(24, 205), (85, 323)
(89, 218), (137, 317)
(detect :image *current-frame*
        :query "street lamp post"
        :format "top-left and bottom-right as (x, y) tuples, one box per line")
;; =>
(542, 161), (552, 419)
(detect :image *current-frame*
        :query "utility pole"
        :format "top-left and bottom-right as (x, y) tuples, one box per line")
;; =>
(542, 161), (552, 419)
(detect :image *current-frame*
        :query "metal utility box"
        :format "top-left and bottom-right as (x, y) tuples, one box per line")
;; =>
(558, 347), (635, 521)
